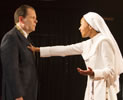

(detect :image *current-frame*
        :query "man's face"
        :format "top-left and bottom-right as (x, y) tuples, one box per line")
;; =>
(22, 8), (37, 33)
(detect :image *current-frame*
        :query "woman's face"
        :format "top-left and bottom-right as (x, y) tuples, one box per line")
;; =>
(79, 18), (91, 38)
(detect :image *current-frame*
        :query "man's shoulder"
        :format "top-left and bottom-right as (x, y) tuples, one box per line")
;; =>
(8, 26), (18, 35)
(1, 27), (18, 43)
(4, 27), (18, 38)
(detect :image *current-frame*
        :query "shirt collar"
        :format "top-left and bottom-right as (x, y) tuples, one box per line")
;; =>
(16, 23), (28, 38)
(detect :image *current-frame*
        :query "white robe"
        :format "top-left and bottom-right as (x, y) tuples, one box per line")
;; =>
(40, 33), (118, 100)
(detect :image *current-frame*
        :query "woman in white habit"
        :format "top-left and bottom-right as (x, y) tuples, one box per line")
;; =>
(28, 12), (123, 100)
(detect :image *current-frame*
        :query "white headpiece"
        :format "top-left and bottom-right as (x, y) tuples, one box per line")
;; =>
(83, 12), (123, 75)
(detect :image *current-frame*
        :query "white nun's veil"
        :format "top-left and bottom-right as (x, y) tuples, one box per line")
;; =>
(83, 12), (123, 75)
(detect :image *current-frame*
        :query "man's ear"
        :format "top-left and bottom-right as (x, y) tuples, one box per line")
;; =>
(19, 16), (24, 24)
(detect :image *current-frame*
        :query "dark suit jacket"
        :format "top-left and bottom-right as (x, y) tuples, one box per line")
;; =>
(0, 27), (37, 100)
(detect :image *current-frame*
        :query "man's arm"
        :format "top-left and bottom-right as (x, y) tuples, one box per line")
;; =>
(1, 35), (24, 98)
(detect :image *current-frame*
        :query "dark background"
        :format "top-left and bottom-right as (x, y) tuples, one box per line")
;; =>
(0, 0), (123, 100)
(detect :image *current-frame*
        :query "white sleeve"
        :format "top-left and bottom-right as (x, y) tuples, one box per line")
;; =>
(93, 41), (115, 82)
(40, 42), (84, 57)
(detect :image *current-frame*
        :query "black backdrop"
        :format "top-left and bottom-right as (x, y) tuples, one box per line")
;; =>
(0, 0), (123, 100)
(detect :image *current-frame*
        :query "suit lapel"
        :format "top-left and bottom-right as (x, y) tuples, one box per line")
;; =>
(14, 27), (36, 57)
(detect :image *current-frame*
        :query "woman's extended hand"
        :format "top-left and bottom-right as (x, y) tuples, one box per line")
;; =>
(77, 67), (94, 76)
(16, 97), (23, 100)
(27, 44), (40, 52)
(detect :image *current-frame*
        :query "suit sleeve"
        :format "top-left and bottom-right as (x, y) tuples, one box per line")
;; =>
(1, 35), (24, 98)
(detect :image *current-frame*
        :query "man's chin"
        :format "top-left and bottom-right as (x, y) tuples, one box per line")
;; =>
(33, 27), (36, 31)
(32, 28), (36, 32)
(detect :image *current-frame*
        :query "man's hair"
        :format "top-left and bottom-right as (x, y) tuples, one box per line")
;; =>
(14, 5), (35, 24)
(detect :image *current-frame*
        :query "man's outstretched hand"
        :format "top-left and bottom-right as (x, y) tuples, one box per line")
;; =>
(77, 67), (94, 76)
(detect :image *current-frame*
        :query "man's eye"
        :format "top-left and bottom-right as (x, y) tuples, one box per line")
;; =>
(32, 17), (36, 19)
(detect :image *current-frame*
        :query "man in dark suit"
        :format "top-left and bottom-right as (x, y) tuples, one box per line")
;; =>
(0, 5), (38, 100)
